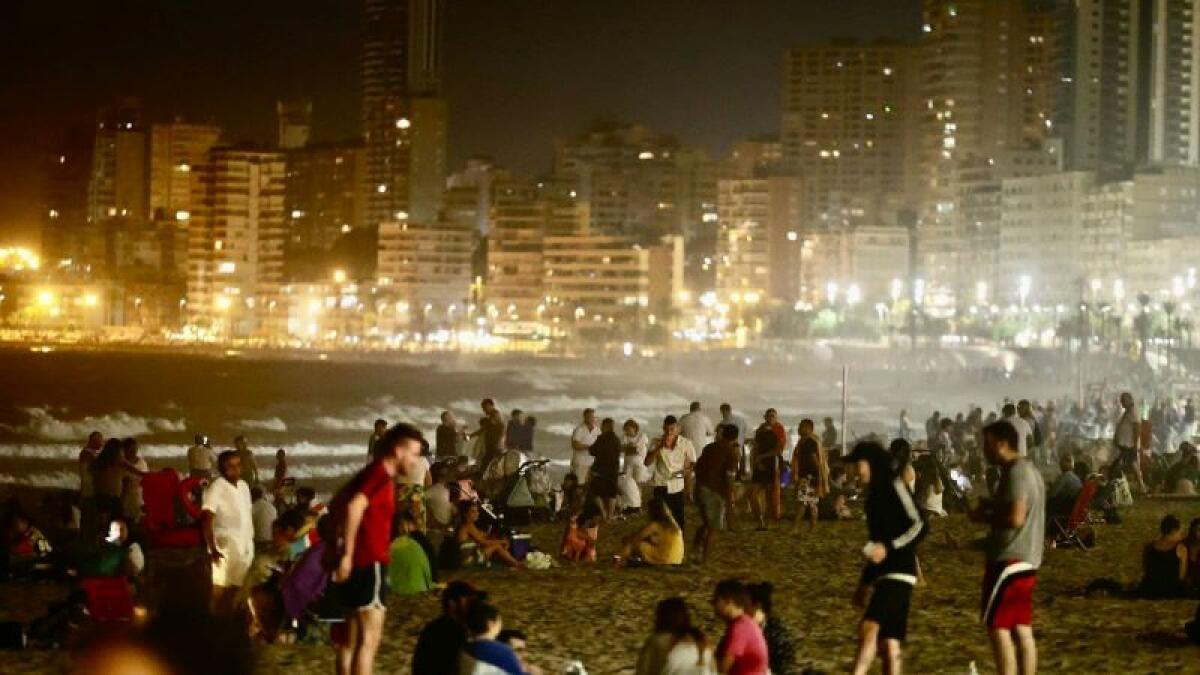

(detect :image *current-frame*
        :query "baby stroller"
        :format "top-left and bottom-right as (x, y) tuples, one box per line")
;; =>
(494, 460), (550, 526)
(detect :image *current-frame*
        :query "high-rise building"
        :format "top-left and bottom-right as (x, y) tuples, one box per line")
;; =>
(542, 234), (651, 335)
(42, 128), (93, 266)
(362, 0), (447, 228)
(186, 147), (287, 337)
(376, 219), (473, 326)
(553, 123), (718, 243)
(1056, 0), (1200, 171)
(920, 0), (1057, 194)
(283, 141), (368, 278)
(87, 97), (147, 224)
(486, 180), (546, 323)
(780, 40), (922, 222)
(715, 176), (807, 304)
(149, 121), (222, 221)
(277, 100), (313, 150)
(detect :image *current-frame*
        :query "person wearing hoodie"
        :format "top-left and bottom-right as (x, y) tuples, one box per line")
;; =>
(844, 441), (927, 675)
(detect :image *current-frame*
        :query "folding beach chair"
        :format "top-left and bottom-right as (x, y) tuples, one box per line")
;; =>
(1051, 480), (1098, 550)
(79, 577), (135, 623)
(141, 469), (203, 549)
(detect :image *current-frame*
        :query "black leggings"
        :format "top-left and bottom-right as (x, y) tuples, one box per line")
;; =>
(653, 487), (685, 531)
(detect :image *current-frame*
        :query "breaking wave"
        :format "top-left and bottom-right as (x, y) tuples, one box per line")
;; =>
(1, 407), (188, 442)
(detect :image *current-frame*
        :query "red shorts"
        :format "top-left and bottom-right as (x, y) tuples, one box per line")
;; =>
(982, 560), (1037, 630)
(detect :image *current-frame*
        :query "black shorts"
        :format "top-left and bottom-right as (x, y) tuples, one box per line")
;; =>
(1118, 446), (1138, 468)
(864, 578), (914, 641)
(336, 562), (389, 611)
(590, 473), (618, 499)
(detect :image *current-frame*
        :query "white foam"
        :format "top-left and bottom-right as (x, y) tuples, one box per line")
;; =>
(309, 395), (444, 431)
(231, 417), (289, 432)
(1, 407), (188, 441)
(0, 470), (79, 489)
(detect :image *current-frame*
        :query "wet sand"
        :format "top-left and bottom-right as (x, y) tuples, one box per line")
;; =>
(1, 498), (1198, 673)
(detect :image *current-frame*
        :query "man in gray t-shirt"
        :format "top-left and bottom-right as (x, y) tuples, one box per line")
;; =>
(972, 419), (1045, 675)
(986, 457), (1045, 567)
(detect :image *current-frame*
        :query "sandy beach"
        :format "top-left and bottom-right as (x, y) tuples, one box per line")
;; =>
(1, 496), (1197, 674)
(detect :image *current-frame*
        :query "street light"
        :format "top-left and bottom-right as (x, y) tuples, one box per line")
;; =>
(846, 284), (861, 307)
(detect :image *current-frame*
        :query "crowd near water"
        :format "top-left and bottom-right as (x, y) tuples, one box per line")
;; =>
(3, 391), (1200, 674)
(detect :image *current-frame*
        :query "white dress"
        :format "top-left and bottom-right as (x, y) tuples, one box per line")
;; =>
(636, 633), (717, 675)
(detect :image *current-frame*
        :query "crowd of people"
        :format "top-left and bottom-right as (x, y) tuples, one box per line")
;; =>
(2, 389), (1200, 674)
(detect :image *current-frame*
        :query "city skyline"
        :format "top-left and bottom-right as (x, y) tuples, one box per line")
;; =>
(0, 0), (920, 245)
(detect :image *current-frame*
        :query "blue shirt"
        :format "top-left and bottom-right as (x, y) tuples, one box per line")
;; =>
(464, 639), (524, 674)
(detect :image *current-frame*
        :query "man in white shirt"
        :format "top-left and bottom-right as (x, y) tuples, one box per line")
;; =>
(202, 450), (255, 614)
(1113, 391), (1145, 491)
(1001, 404), (1032, 458)
(425, 465), (455, 529)
(187, 434), (217, 480)
(250, 485), (277, 546)
(570, 408), (601, 483)
(679, 401), (715, 448)
(645, 415), (697, 529)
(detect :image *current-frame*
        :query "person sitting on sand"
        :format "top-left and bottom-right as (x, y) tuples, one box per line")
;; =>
(498, 629), (543, 675)
(460, 600), (527, 675)
(617, 497), (684, 566)
(455, 502), (520, 568)
(712, 579), (769, 675)
(560, 503), (600, 563)
(1186, 518), (1200, 591)
(635, 596), (717, 675)
(1138, 514), (1189, 599)
(1166, 444), (1199, 494)
(1045, 455), (1082, 523)
(3, 510), (53, 579)
(746, 582), (797, 675)
(389, 511), (435, 596)
(557, 473), (585, 518)
(413, 581), (487, 675)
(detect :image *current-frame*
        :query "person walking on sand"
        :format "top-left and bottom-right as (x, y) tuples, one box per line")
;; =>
(692, 424), (740, 564)
(330, 422), (425, 675)
(646, 416), (696, 531)
(202, 450), (254, 615)
(844, 441), (926, 675)
(970, 420), (1044, 675)
(1113, 392), (1146, 492)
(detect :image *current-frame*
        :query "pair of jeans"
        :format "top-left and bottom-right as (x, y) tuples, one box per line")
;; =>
(652, 486), (685, 530)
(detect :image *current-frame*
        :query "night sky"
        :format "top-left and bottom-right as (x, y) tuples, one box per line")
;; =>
(1, 0), (919, 246)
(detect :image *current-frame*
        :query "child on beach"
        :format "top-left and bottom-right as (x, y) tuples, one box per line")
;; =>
(712, 579), (769, 675)
(560, 504), (600, 562)
(793, 477), (819, 531)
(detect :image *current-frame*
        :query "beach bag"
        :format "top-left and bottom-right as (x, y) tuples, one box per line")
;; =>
(280, 542), (329, 621)
(1111, 477), (1133, 507)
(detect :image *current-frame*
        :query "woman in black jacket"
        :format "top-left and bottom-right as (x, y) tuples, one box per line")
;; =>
(844, 441), (927, 675)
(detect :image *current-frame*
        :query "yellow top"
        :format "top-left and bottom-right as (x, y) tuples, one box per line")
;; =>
(637, 522), (684, 565)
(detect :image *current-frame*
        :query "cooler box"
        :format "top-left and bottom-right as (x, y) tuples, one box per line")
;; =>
(510, 533), (532, 561)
